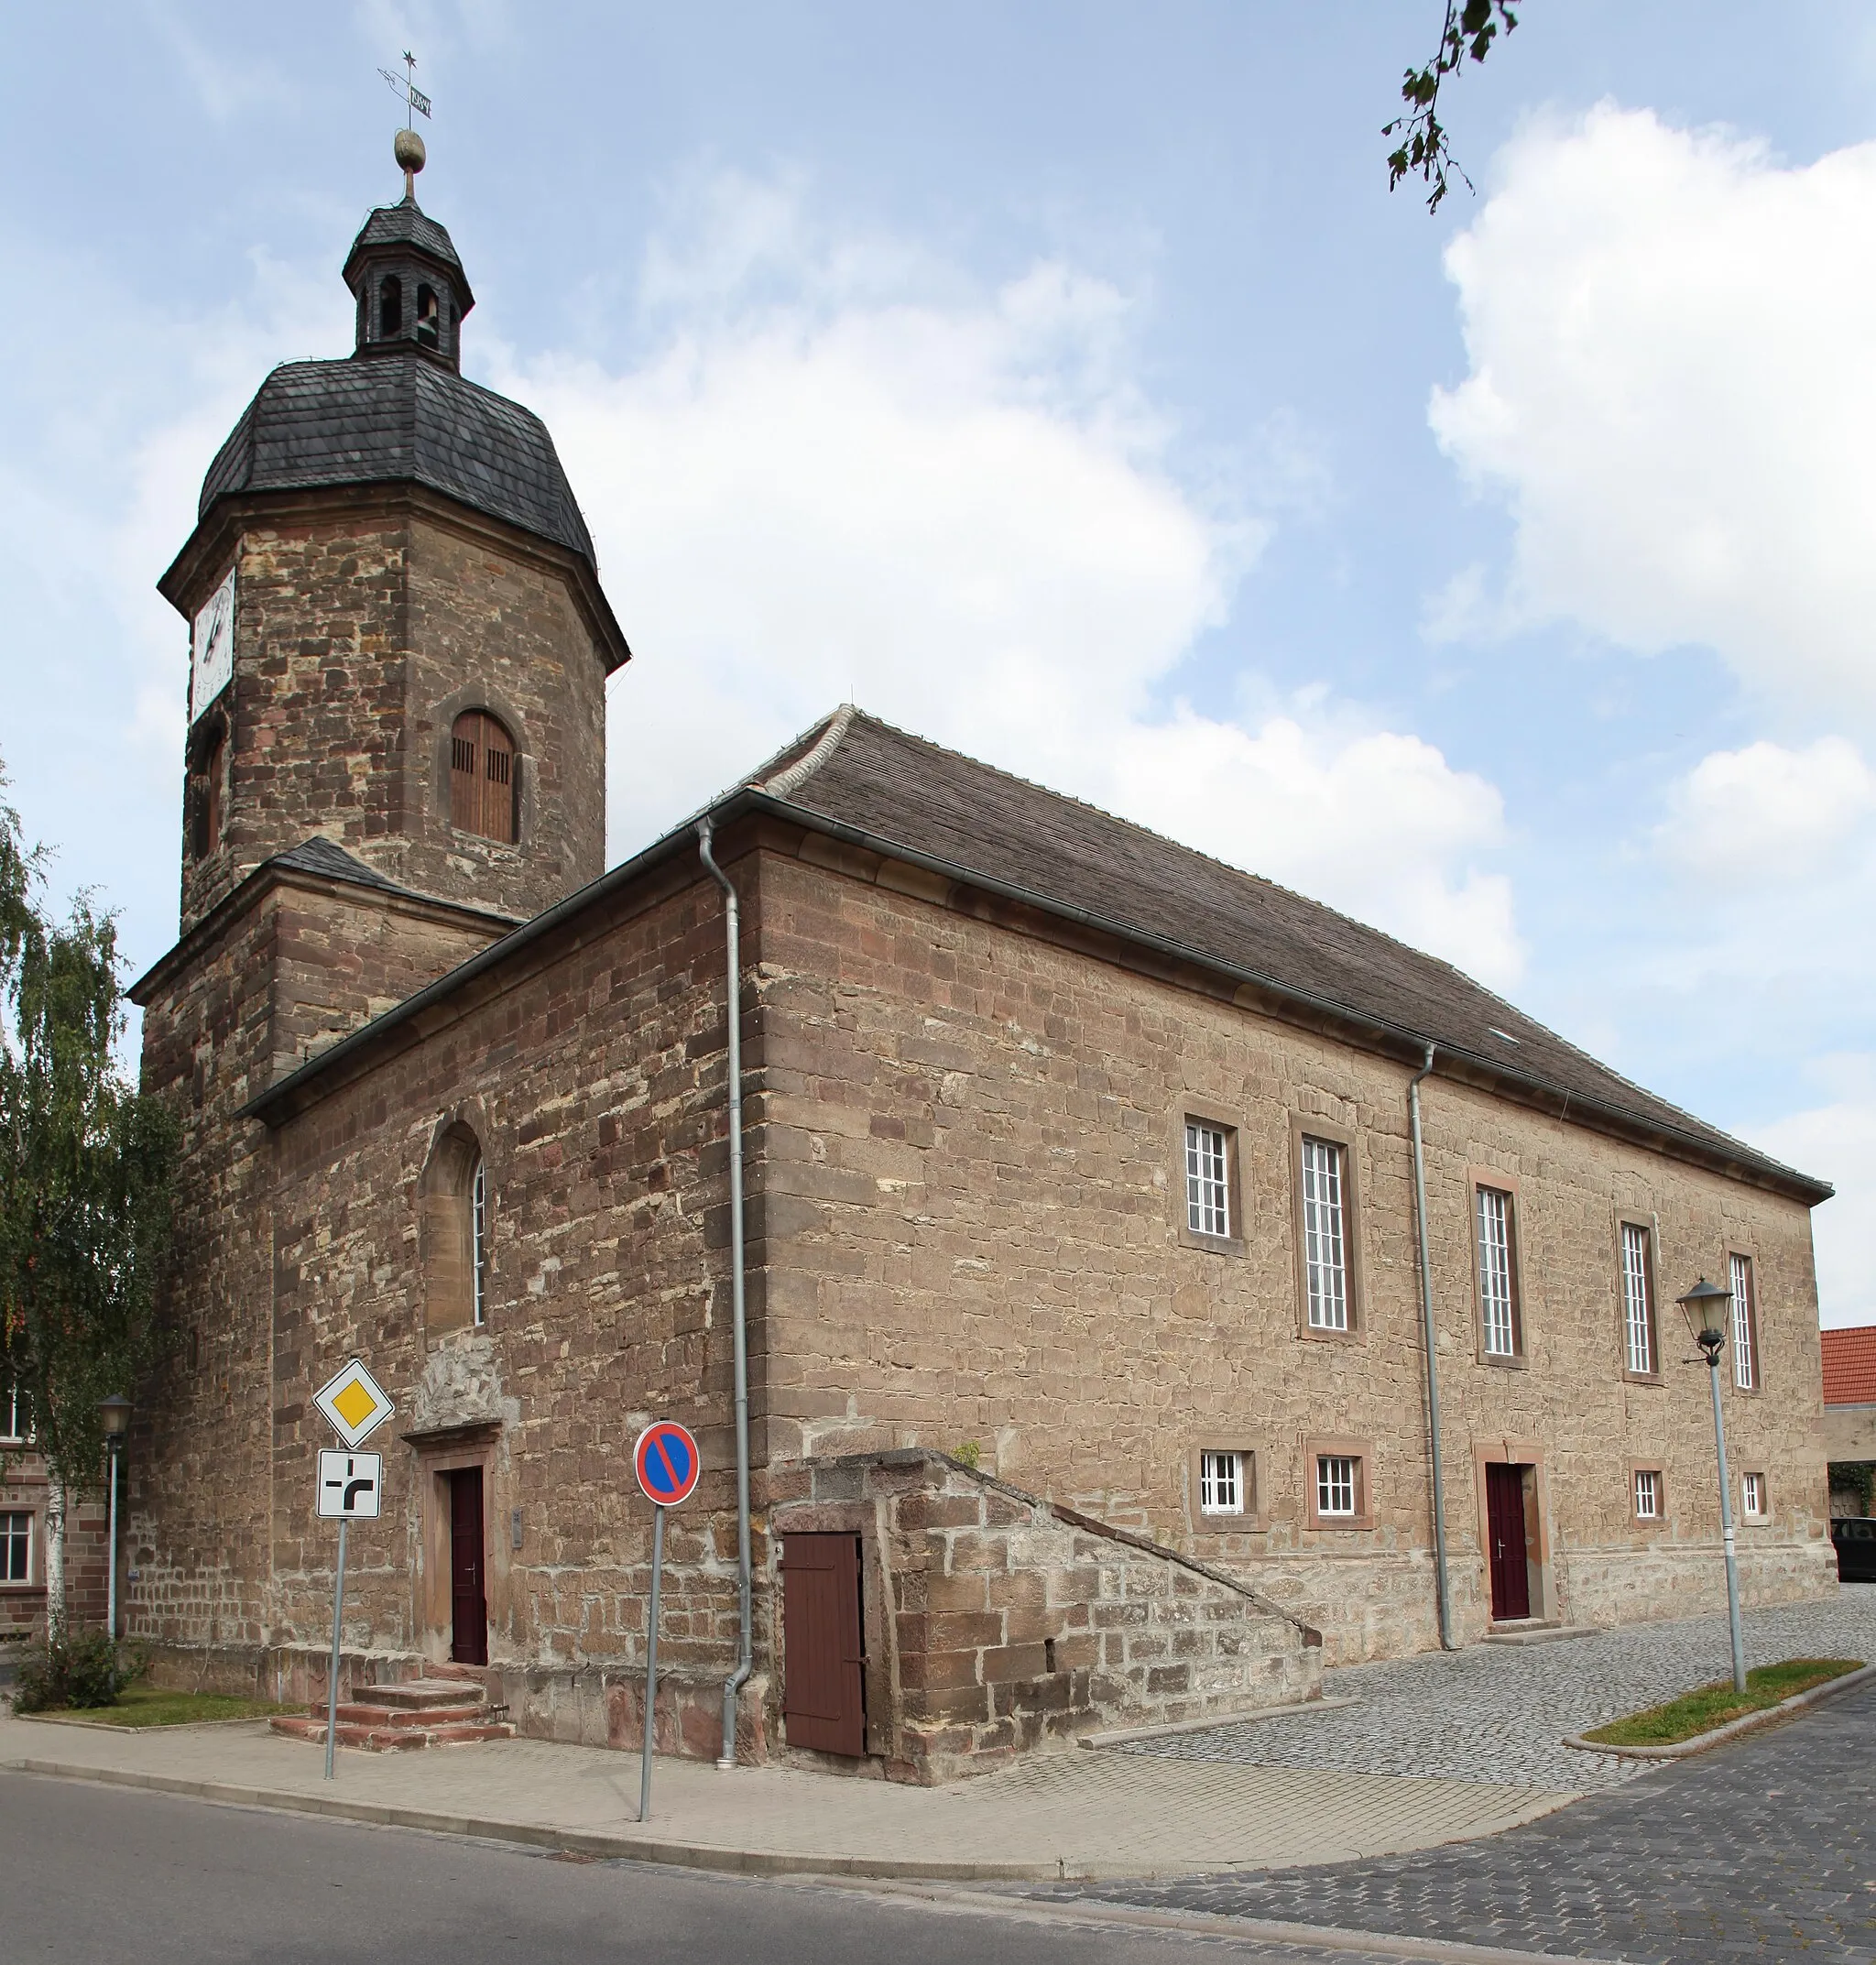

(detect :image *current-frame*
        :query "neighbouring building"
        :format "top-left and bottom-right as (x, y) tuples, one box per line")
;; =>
(1824, 1326), (1876, 1514)
(1, 1385), (113, 1644)
(120, 151), (1840, 1783)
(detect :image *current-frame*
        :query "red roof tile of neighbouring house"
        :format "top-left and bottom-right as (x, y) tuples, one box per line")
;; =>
(1822, 1326), (1876, 1405)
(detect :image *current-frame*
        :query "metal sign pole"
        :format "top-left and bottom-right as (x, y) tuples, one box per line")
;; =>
(638, 1502), (666, 1823)
(324, 1517), (348, 1782)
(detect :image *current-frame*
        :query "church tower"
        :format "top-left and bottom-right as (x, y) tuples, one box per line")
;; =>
(156, 136), (628, 944)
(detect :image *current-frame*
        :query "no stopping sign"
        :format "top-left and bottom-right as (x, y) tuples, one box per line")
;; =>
(633, 1420), (701, 1507)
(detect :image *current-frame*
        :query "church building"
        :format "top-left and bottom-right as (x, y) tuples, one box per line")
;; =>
(123, 147), (1838, 1783)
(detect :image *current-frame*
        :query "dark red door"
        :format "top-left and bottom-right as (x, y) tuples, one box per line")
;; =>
(1486, 1463), (1531, 1621)
(780, 1533), (866, 1756)
(449, 1468), (487, 1665)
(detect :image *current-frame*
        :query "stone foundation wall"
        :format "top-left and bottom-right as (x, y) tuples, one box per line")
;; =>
(771, 1450), (1322, 1783)
(1561, 1535), (1838, 1630)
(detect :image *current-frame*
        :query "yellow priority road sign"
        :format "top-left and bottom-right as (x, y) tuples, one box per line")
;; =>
(312, 1358), (395, 1450)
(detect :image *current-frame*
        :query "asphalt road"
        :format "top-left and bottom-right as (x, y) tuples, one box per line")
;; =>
(0, 1772), (1415, 1965)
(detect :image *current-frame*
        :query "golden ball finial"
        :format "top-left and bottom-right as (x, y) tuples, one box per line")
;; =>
(394, 127), (426, 175)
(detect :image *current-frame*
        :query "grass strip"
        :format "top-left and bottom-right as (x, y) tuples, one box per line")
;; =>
(54, 1686), (296, 1728)
(1583, 1657), (1862, 1747)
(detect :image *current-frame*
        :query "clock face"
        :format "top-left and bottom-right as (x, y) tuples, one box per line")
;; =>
(191, 567), (236, 725)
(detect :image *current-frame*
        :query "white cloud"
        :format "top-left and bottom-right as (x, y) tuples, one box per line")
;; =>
(1430, 104), (1876, 712)
(1656, 737), (1875, 883)
(504, 173), (1523, 980)
(1751, 1065), (1876, 1328)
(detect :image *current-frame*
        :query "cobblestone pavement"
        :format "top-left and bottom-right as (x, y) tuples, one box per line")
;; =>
(1042, 1659), (1876, 1962)
(1118, 1588), (1876, 1792)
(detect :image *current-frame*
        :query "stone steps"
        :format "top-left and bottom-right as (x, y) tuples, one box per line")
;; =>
(270, 1673), (513, 1752)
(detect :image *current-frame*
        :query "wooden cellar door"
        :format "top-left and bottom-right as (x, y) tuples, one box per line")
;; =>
(780, 1532), (866, 1756)
(1485, 1462), (1531, 1621)
(448, 1468), (488, 1665)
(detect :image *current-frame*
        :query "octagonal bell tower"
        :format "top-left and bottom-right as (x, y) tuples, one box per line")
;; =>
(156, 136), (629, 942)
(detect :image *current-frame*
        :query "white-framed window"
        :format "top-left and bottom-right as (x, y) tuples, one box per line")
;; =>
(1729, 1252), (1758, 1390)
(1184, 1121), (1230, 1239)
(1620, 1223), (1654, 1376)
(1, 1384), (31, 1445)
(1742, 1471), (1767, 1519)
(471, 1158), (489, 1327)
(1199, 1449), (1245, 1516)
(1301, 1136), (1348, 1331)
(1, 1511), (30, 1583)
(1316, 1455), (1358, 1518)
(1634, 1468), (1661, 1520)
(1476, 1186), (1518, 1356)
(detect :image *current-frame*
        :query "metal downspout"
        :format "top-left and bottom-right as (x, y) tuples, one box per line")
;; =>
(698, 816), (753, 1765)
(1409, 1043), (1456, 1651)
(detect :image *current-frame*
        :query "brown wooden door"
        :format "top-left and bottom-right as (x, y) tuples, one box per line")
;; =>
(780, 1533), (866, 1756)
(449, 711), (516, 844)
(1486, 1463), (1531, 1621)
(449, 1468), (488, 1665)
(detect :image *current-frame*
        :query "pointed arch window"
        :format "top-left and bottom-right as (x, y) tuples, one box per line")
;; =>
(416, 283), (441, 350)
(379, 274), (403, 339)
(450, 710), (517, 844)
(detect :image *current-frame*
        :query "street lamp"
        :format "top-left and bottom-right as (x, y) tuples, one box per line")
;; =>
(98, 1394), (132, 1642)
(1677, 1280), (1747, 1694)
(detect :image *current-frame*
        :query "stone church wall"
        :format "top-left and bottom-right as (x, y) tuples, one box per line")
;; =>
(745, 843), (1836, 1664)
(186, 862), (759, 1735)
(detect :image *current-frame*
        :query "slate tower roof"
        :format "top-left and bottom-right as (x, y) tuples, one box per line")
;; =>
(188, 185), (595, 567)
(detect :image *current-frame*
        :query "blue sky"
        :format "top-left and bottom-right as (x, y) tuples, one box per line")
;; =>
(3, 4), (1873, 1322)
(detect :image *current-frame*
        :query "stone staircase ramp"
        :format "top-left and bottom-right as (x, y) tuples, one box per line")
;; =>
(270, 1675), (514, 1752)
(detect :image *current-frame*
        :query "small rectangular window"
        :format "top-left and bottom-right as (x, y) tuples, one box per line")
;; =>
(1742, 1471), (1767, 1519)
(1620, 1223), (1655, 1376)
(1184, 1121), (1231, 1239)
(1199, 1449), (1244, 1516)
(1301, 1136), (1349, 1331)
(0, 1511), (30, 1583)
(1316, 1455), (1358, 1517)
(1729, 1252), (1759, 1390)
(1634, 1468), (1661, 1520)
(1, 1385), (29, 1444)
(1476, 1185), (1520, 1357)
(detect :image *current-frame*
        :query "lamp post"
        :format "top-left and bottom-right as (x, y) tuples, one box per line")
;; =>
(1676, 1279), (1747, 1694)
(98, 1395), (132, 1641)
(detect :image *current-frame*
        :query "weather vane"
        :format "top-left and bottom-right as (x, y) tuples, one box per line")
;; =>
(379, 51), (431, 197)
(378, 51), (431, 129)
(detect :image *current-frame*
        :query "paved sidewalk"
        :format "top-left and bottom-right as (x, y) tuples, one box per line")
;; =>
(0, 1707), (1574, 1883)
(1119, 1588), (1876, 1791)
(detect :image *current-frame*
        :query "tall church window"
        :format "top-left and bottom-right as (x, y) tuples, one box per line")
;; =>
(450, 710), (517, 844)
(416, 283), (441, 349)
(379, 274), (403, 338)
(472, 1158), (488, 1327)
(421, 1125), (488, 1338)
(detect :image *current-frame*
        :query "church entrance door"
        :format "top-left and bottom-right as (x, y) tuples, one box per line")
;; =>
(780, 1533), (866, 1756)
(448, 1468), (488, 1665)
(1485, 1462), (1532, 1621)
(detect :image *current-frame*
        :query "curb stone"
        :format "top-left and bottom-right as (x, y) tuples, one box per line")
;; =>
(2, 1757), (1065, 1883)
(1561, 1658), (1876, 1759)
(794, 1876), (1627, 1965)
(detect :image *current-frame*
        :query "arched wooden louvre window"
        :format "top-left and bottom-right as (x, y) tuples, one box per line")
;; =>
(450, 710), (517, 844)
